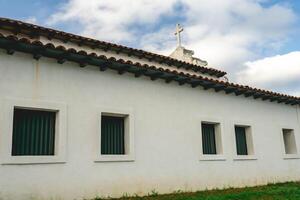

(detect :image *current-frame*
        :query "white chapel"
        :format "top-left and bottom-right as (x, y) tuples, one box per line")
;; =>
(0, 18), (299, 200)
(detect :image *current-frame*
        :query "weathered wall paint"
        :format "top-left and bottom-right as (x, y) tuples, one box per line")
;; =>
(0, 51), (300, 200)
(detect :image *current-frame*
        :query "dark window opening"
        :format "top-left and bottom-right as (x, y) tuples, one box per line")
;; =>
(202, 123), (217, 154)
(101, 115), (125, 155)
(12, 108), (56, 156)
(235, 126), (248, 155)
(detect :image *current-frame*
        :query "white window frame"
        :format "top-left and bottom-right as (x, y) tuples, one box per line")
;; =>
(281, 128), (300, 159)
(94, 107), (135, 162)
(233, 123), (257, 161)
(199, 118), (226, 161)
(0, 98), (67, 165)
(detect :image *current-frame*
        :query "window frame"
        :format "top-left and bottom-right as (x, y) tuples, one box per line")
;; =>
(281, 127), (300, 159)
(95, 107), (135, 162)
(199, 118), (226, 161)
(233, 124), (257, 161)
(0, 98), (67, 165)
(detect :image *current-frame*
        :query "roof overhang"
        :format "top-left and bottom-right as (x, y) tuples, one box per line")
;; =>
(0, 33), (299, 106)
(0, 17), (227, 78)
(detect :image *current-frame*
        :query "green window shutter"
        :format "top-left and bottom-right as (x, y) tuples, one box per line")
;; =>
(235, 126), (248, 155)
(202, 123), (217, 154)
(12, 109), (56, 156)
(101, 116), (125, 155)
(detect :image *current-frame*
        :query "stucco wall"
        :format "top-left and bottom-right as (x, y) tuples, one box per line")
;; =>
(0, 51), (300, 200)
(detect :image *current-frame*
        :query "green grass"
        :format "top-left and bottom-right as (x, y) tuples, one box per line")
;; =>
(90, 182), (300, 200)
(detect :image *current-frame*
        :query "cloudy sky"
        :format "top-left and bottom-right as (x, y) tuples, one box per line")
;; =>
(1, 0), (299, 96)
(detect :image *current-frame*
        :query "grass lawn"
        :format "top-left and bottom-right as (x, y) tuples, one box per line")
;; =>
(91, 182), (300, 200)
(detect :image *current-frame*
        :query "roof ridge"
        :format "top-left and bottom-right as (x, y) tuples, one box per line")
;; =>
(0, 17), (227, 77)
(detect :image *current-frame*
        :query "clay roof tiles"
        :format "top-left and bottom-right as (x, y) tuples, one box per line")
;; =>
(0, 17), (226, 77)
(0, 19), (299, 105)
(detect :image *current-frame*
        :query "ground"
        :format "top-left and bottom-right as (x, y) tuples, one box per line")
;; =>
(90, 182), (300, 200)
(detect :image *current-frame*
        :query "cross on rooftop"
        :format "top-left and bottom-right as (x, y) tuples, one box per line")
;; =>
(174, 24), (184, 47)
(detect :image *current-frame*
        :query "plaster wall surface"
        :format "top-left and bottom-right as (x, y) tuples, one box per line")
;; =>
(0, 51), (300, 200)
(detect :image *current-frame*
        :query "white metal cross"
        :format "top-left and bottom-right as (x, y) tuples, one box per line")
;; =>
(174, 24), (184, 47)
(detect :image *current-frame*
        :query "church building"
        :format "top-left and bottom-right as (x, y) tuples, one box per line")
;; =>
(0, 18), (300, 200)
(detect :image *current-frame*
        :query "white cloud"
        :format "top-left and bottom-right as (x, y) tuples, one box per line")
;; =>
(182, 0), (296, 72)
(25, 17), (38, 24)
(238, 51), (300, 87)
(48, 0), (179, 42)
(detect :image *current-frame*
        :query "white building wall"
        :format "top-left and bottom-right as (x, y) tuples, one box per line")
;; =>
(0, 51), (300, 200)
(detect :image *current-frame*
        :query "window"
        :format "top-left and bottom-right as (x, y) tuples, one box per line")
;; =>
(202, 123), (216, 154)
(282, 129), (297, 155)
(101, 115), (125, 155)
(201, 122), (223, 155)
(1, 98), (67, 164)
(97, 109), (135, 162)
(234, 125), (255, 157)
(12, 108), (56, 156)
(235, 126), (248, 155)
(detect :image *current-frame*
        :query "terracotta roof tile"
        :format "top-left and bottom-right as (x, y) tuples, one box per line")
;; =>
(0, 17), (226, 77)
(0, 30), (299, 105)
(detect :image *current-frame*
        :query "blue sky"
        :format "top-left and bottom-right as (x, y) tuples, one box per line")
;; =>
(0, 0), (300, 96)
(252, 0), (300, 55)
(0, 0), (61, 20)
